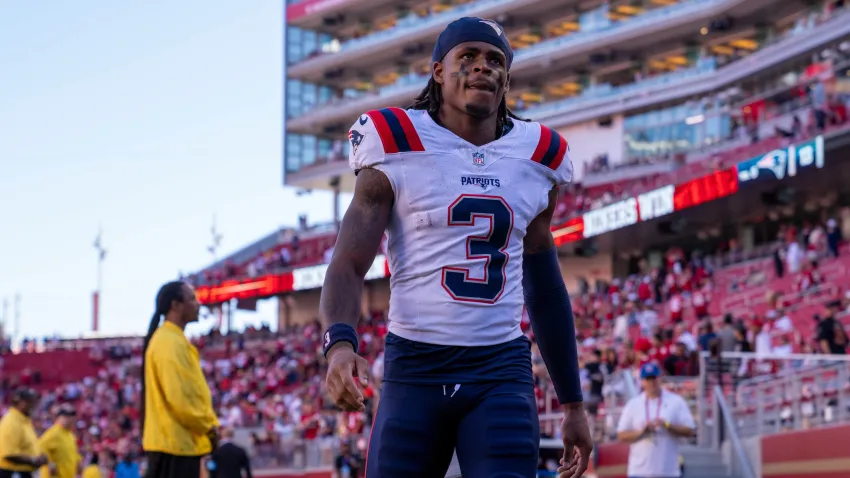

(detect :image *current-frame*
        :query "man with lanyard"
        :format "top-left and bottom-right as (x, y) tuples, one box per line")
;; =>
(616, 363), (695, 478)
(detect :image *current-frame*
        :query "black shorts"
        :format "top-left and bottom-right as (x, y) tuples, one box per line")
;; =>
(0, 470), (33, 478)
(145, 452), (202, 478)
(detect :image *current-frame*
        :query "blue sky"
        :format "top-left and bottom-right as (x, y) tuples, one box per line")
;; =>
(0, 0), (350, 339)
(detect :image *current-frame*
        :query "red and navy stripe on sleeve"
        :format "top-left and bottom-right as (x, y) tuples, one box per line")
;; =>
(365, 107), (425, 154)
(530, 125), (568, 170)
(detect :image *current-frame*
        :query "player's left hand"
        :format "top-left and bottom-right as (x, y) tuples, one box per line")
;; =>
(557, 403), (594, 478)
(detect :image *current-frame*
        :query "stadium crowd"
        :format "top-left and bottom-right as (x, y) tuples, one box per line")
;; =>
(3, 207), (849, 476)
(193, 47), (850, 286)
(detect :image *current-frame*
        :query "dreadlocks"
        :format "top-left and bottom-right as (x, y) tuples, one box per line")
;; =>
(407, 78), (528, 138)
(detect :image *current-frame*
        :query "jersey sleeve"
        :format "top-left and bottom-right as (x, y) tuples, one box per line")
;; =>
(529, 124), (573, 186)
(348, 112), (387, 172)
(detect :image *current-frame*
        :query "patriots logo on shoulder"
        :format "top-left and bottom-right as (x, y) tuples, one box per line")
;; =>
(349, 130), (365, 154)
(480, 19), (503, 36)
(324, 331), (331, 349)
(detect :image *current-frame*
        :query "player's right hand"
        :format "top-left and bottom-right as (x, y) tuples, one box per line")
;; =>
(325, 342), (369, 412)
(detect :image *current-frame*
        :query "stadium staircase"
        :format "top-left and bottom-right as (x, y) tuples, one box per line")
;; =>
(681, 446), (742, 478)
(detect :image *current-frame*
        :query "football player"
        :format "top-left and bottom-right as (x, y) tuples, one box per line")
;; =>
(321, 17), (592, 478)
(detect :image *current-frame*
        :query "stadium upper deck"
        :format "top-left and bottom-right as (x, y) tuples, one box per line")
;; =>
(282, 0), (839, 192)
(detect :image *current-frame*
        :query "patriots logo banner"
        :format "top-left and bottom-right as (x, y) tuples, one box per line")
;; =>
(349, 130), (365, 154)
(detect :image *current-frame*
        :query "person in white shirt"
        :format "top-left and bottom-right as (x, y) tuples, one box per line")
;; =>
(770, 309), (793, 333)
(752, 320), (772, 355)
(617, 363), (696, 478)
(673, 324), (697, 353)
(786, 239), (803, 274)
(638, 303), (658, 337)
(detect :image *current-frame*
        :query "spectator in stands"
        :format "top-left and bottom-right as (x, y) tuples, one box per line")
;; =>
(81, 455), (101, 478)
(209, 428), (252, 478)
(37, 404), (80, 478)
(663, 343), (690, 377)
(810, 78), (828, 131)
(773, 240), (785, 278)
(673, 324), (696, 353)
(716, 314), (737, 353)
(734, 325), (752, 354)
(751, 320), (772, 354)
(602, 349), (619, 374)
(616, 363), (696, 478)
(0, 388), (47, 478)
(114, 455), (141, 478)
(697, 323), (716, 352)
(584, 350), (605, 430)
(333, 440), (363, 478)
(816, 302), (848, 354)
(637, 301), (658, 336)
(786, 233), (805, 274)
(827, 218), (841, 257)
(773, 335), (794, 356)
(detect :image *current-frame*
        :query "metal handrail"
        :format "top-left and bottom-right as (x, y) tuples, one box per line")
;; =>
(713, 385), (756, 478)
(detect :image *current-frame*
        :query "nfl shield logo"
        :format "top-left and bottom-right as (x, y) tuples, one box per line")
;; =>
(472, 152), (485, 166)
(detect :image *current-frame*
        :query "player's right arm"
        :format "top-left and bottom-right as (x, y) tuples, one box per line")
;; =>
(321, 113), (394, 412)
(320, 168), (392, 328)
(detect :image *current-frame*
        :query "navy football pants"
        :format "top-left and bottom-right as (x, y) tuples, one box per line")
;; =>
(365, 380), (539, 478)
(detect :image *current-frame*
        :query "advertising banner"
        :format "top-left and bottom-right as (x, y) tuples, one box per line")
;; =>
(737, 135), (824, 183)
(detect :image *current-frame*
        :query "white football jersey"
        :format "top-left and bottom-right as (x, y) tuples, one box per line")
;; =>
(348, 108), (572, 346)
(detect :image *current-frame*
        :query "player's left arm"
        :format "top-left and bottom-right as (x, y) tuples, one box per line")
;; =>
(525, 187), (592, 478)
(523, 187), (582, 406)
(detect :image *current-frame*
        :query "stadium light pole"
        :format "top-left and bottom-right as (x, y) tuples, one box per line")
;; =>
(206, 216), (227, 333)
(207, 215), (223, 262)
(1, 297), (7, 339)
(13, 294), (20, 344)
(93, 228), (107, 333)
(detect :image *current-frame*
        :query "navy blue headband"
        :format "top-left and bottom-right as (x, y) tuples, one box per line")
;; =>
(432, 17), (513, 69)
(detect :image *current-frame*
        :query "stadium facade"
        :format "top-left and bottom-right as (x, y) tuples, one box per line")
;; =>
(193, 0), (850, 330)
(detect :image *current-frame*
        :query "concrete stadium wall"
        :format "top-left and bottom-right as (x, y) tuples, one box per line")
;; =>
(760, 424), (850, 478)
(595, 424), (850, 478)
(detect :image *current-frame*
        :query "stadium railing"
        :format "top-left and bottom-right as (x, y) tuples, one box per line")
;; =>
(234, 428), (341, 470)
(711, 385), (757, 478)
(539, 368), (638, 444)
(716, 352), (850, 438)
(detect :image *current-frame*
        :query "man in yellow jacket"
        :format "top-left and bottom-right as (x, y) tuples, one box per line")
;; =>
(142, 281), (219, 478)
(0, 388), (48, 478)
(37, 404), (81, 478)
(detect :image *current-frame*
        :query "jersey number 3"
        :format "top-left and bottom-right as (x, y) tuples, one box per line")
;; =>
(441, 194), (515, 304)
